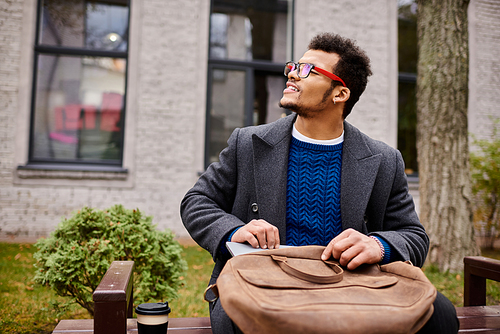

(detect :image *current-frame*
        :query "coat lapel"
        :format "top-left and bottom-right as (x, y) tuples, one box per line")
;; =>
(252, 115), (295, 242)
(341, 122), (382, 232)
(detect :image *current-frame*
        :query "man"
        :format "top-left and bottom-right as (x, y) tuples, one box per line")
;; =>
(181, 32), (458, 333)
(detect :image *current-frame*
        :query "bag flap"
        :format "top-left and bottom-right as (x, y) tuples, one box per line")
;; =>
(237, 266), (398, 289)
(231, 246), (398, 289)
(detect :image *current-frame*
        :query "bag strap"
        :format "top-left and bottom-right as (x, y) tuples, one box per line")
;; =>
(271, 255), (343, 284)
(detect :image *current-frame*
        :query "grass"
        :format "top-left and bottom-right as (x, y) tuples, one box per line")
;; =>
(0, 243), (89, 334)
(172, 244), (214, 318)
(1, 241), (500, 333)
(0, 242), (213, 334)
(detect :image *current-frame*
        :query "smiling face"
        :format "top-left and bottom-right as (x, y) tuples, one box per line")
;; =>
(279, 50), (341, 119)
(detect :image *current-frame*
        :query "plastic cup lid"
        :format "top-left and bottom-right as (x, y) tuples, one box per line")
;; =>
(135, 302), (171, 316)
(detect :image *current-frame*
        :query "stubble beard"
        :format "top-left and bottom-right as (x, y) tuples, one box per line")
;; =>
(279, 100), (316, 119)
(278, 84), (334, 119)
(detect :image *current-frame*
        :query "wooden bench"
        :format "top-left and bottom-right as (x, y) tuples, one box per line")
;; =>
(53, 257), (500, 333)
(457, 256), (500, 333)
(52, 261), (212, 333)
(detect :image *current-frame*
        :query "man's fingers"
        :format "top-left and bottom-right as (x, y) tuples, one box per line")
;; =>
(241, 229), (260, 248)
(253, 225), (268, 249)
(322, 231), (352, 260)
(231, 219), (280, 249)
(322, 240), (335, 260)
(272, 227), (280, 249)
(321, 229), (381, 269)
(337, 244), (361, 268)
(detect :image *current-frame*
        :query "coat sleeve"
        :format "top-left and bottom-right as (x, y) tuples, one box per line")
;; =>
(369, 150), (429, 267)
(180, 128), (246, 261)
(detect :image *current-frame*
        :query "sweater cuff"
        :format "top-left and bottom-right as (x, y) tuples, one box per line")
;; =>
(219, 226), (243, 257)
(372, 236), (392, 264)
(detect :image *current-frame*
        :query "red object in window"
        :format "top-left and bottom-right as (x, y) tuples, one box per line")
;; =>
(83, 107), (97, 130)
(54, 104), (97, 131)
(100, 92), (123, 132)
(51, 104), (97, 144)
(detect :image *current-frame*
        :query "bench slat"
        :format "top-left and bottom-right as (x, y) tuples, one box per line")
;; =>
(457, 306), (500, 318)
(457, 306), (500, 333)
(53, 319), (93, 331)
(459, 317), (500, 331)
(53, 318), (212, 333)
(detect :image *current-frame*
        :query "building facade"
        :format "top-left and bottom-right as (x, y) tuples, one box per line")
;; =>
(0, 0), (498, 242)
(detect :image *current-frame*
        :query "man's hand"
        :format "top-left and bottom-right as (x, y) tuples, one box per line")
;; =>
(321, 228), (382, 270)
(231, 219), (280, 250)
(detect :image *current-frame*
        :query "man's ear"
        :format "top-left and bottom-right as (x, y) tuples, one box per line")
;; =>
(333, 87), (350, 104)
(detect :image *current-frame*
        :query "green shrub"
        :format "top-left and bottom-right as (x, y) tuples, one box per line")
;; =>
(470, 119), (500, 248)
(33, 205), (187, 316)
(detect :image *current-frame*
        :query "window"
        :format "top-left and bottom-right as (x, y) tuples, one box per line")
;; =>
(29, 0), (130, 167)
(398, 0), (418, 176)
(206, 0), (294, 166)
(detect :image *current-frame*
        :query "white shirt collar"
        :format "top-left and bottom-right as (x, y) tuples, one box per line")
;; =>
(292, 123), (344, 146)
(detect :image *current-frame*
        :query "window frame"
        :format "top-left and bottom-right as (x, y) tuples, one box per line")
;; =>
(205, 0), (294, 168)
(26, 0), (131, 169)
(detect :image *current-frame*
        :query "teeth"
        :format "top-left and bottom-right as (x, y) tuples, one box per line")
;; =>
(290, 87), (298, 92)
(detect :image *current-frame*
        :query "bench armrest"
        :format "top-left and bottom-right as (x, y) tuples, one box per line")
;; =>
(464, 256), (500, 306)
(93, 261), (134, 334)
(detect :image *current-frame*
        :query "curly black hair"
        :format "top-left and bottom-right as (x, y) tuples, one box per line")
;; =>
(308, 33), (372, 118)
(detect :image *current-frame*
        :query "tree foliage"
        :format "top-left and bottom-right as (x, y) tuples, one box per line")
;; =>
(470, 120), (500, 247)
(33, 205), (187, 316)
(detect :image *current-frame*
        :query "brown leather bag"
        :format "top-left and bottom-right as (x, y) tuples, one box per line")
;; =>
(207, 245), (436, 334)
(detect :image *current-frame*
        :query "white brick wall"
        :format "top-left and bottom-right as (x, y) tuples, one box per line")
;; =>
(1, 0), (25, 238)
(468, 0), (500, 141)
(0, 0), (23, 190)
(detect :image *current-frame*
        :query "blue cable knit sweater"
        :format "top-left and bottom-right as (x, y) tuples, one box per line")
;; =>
(286, 137), (343, 246)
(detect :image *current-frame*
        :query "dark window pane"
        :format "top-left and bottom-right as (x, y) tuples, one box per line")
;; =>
(39, 0), (129, 51)
(397, 81), (417, 175)
(398, 0), (417, 74)
(208, 69), (246, 164)
(210, 0), (292, 62)
(32, 54), (126, 163)
(398, 0), (418, 174)
(253, 72), (288, 125)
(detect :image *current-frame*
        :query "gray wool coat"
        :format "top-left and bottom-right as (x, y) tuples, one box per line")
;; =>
(181, 114), (429, 285)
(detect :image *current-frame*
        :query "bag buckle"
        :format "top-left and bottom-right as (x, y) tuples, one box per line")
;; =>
(203, 284), (219, 303)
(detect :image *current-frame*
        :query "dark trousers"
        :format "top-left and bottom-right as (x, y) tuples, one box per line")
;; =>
(417, 291), (460, 333)
(209, 291), (459, 334)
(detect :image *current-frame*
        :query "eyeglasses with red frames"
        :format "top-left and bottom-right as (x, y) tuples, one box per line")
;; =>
(284, 61), (347, 87)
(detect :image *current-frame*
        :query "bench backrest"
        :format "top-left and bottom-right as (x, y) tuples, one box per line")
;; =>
(464, 256), (500, 306)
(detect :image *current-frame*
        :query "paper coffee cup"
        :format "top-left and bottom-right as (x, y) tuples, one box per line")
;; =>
(135, 302), (171, 334)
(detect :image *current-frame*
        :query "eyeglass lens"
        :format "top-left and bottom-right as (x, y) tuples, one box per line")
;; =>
(284, 62), (295, 76)
(284, 62), (313, 78)
(299, 63), (313, 77)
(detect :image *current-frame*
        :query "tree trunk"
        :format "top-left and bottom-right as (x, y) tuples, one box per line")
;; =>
(416, 0), (480, 272)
